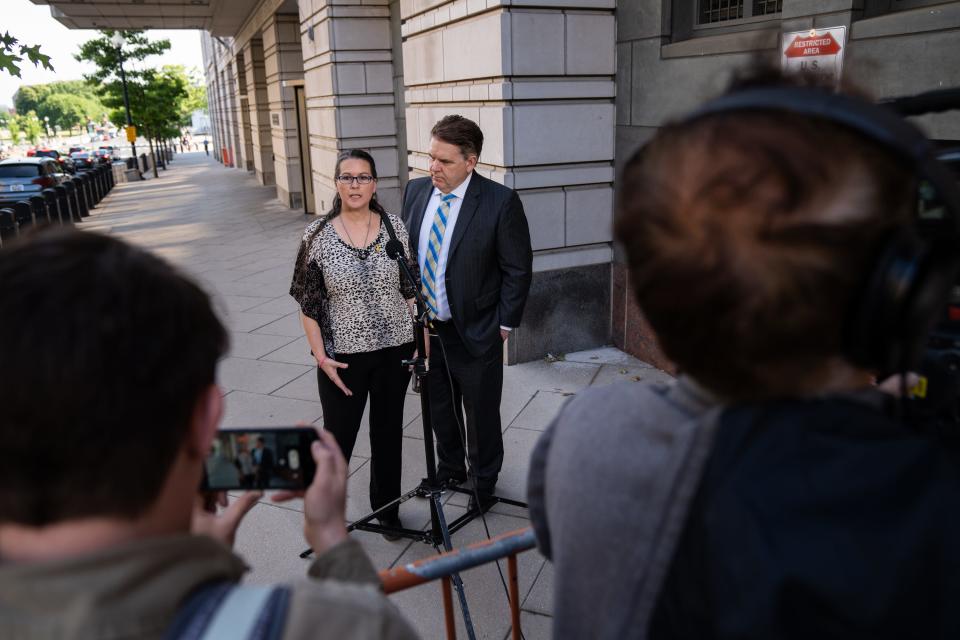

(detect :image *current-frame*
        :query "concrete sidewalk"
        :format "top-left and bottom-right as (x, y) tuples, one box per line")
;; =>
(86, 152), (671, 639)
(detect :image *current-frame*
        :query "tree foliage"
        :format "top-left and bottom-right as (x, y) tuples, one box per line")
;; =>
(44, 93), (102, 132)
(135, 66), (189, 139)
(75, 30), (170, 85)
(13, 80), (100, 114)
(13, 80), (106, 132)
(76, 30), (184, 138)
(180, 66), (209, 125)
(19, 111), (44, 146)
(5, 113), (22, 143)
(0, 31), (53, 78)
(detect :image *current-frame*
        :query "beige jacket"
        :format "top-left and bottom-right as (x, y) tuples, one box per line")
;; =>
(0, 534), (419, 640)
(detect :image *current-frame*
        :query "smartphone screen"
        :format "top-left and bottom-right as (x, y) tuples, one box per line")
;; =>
(202, 426), (319, 491)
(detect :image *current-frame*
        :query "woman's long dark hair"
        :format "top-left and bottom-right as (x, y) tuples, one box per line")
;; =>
(303, 148), (387, 265)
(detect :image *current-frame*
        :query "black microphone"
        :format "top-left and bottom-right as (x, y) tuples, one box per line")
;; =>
(386, 239), (405, 260)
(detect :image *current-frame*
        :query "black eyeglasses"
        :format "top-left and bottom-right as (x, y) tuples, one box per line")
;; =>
(336, 174), (375, 185)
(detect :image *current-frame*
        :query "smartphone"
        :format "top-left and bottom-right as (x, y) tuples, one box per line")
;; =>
(201, 426), (319, 491)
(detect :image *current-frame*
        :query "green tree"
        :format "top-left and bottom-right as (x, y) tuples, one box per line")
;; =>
(43, 93), (101, 133)
(179, 66), (208, 126)
(0, 32), (53, 77)
(133, 66), (189, 176)
(5, 113), (22, 144)
(76, 30), (174, 160)
(12, 80), (106, 133)
(20, 111), (44, 146)
(12, 84), (45, 115)
(75, 30), (170, 86)
(13, 80), (103, 119)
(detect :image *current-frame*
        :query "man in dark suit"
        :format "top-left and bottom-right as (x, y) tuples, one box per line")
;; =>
(402, 115), (532, 510)
(253, 436), (275, 489)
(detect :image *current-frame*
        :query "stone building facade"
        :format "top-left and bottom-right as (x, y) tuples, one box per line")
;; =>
(34, 0), (960, 364)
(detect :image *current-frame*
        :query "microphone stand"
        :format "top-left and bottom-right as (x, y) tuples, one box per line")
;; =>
(299, 238), (479, 639)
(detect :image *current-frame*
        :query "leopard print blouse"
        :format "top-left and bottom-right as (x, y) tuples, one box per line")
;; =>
(290, 213), (416, 355)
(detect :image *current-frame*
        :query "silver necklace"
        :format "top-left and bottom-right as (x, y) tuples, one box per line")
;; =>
(339, 213), (373, 259)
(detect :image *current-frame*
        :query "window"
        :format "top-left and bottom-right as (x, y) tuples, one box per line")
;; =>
(697, 0), (781, 24)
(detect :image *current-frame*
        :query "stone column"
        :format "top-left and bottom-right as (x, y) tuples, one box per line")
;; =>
(222, 64), (242, 168)
(264, 12), (306, 209)
(243, 37), (275, 185)
(401, 0), (617, 363)
(212, 71), (228, 163)
(233, 51), (255, 171)
(300, 0), (402, 214)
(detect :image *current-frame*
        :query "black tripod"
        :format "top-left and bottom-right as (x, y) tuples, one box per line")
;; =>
(299, 236), (526, 638)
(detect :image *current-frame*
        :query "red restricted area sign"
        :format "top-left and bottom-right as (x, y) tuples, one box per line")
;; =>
(781, 27), (846, 85)
(784, 32), (842, 58)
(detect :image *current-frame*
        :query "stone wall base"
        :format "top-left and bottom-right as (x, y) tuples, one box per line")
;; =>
(611, 261), (675, 372)
(506, 262), (611, 364)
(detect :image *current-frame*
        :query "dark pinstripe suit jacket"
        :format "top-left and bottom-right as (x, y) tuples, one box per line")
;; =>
(401, 172), (532, 358)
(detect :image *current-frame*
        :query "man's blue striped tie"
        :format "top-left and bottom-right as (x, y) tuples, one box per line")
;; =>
(422, 193), (456, 319)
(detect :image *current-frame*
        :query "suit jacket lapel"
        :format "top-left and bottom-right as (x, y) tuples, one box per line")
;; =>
(408, 179), (433, 260)
(447, 173), (482, 262)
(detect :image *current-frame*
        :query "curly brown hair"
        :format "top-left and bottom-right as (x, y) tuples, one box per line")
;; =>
(615, 76), (916, 400)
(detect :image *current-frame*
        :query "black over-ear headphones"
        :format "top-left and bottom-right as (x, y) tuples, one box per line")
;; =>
(681, 86), (960, 375)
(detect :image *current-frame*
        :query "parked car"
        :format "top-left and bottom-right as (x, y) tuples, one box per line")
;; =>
(94, 148), (113, 165)
(0, 158), (67, 206)
(98, 145), (118, 159)
(70, 151), (97, 171)
(34, 148), (76, 175)
(68, 145), (86, 154)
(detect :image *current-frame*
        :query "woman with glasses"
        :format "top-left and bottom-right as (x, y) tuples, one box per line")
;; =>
(290, 149), (417, 538)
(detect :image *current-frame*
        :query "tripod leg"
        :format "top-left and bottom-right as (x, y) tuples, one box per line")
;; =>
(433, 492), (477, 640)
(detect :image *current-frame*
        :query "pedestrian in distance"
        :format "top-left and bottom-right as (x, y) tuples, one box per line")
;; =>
(290, 148), (418, 539)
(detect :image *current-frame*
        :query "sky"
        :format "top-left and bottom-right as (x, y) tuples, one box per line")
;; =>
(1, 0), (204, 108)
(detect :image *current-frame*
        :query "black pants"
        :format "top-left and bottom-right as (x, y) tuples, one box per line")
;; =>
(317, 342), (414, 520)
(428, 322), (504, 494)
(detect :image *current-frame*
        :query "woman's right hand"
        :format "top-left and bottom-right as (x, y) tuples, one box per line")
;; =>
(319, 355), (352, 396)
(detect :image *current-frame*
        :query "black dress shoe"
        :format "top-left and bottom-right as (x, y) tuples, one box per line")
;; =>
(437, 474), (466, 490)
(377, 516), (403, 542)
(438, 477), (463, 490)
(467, 493), (496, 514)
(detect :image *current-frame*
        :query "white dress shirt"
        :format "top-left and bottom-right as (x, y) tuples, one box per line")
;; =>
(418, 172), (473, 322)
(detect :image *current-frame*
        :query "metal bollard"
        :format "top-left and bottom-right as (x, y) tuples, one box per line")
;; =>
(64, 181), (87, 219)
(96, 166), (107, 199)
(89, 170), (102, 205)
(12, 200), (34, 230)
(54, 185), (76, 223)
(42, 189), (64, 225)
(0, 207), (17, 246)
(78, 174), (95, 211)
(28, 194), (50, 225)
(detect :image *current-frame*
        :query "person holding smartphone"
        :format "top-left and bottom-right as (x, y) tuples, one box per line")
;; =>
(290, 149), (417, 538)
(0, 229), (417, 639)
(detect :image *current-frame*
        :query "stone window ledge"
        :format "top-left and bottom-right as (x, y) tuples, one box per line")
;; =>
(662, 28), (778, 59)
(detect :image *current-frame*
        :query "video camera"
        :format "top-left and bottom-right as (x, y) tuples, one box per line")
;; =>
(886, 89), (960, 429)
(915, 150), (960, 430)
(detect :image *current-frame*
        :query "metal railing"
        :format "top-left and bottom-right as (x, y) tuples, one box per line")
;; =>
(380, 527), (538, 640)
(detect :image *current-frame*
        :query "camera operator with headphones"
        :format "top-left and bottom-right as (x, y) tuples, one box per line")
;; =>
(527, 67), (960, 639)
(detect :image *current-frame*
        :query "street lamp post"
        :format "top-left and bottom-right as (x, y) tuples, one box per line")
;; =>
(111, 32), (140, 178)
